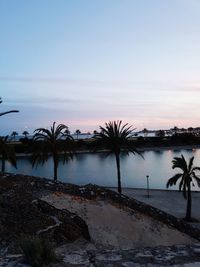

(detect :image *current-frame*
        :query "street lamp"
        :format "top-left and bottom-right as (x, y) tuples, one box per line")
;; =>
(146, 175), (150, 198)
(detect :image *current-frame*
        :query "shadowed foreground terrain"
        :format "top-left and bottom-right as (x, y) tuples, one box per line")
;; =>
(1, 173), (200, 266)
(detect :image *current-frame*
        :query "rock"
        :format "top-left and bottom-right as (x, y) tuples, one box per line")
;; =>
(0, 183), (90, 252)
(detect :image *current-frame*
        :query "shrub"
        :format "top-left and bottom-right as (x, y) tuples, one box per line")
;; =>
(20, 237), (58, 267)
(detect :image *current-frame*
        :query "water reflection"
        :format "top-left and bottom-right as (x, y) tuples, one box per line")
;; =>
(4, 149), (200, 190)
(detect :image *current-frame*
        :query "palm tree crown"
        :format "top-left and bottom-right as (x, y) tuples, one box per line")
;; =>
(32, 122), (74, 181)
(75, 129), (81, 140)
(10, 131), (18, 141)
(166, 155), (200, 221)
(22, 130), (29, 137)
(95, 120), (142, 194)
(96, 120), (140, 154)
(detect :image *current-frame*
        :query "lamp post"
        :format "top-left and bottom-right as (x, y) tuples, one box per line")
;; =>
(146, 175), (150, 198)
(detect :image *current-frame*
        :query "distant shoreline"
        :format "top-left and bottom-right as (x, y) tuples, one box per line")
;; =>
(14, 144), (200, 157)
(136, 144), (200, 152)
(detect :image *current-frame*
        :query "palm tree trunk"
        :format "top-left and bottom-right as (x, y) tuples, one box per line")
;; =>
(53, 154), (58, 182)
(185, 182), (192, 221)
(115, 153), (122, 194)
(1, 158), (5, 172)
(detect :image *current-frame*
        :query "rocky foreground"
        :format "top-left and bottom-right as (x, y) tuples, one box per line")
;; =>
(1, 173), (200, 266)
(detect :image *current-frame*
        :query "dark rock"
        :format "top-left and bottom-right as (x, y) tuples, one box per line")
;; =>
(0, 174), (90, 251)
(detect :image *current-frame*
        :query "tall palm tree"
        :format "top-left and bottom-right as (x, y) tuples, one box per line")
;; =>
(32, 122), (74, 181)
(0, 136), (17, 172)
(166, 155), (200, 221)
(95, 120), (143, 194)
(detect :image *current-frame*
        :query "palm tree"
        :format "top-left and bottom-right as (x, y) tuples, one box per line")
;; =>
(0, 97), (19, 117)
(95, 120), (143, 194)
(166, 155), (200, 221)
(64, 127), (70, 135)
(11, 131), (18, 141)
(75, 129), (81, 140)
(32, 122), (74, 181)
(22, 130), (29, 138)
(0, 136), (17, 172)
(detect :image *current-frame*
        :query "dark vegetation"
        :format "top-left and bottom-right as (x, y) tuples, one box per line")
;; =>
(2, 133), (200, 154)
(136, 133), (200, 148)
(0, 136), (17, 172)
(20, 237), (58, 267)
(167, 155), (200, 221)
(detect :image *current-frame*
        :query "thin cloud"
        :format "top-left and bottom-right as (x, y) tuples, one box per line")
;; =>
(1, 76), (200, 92)
(6, 96), (78, 105)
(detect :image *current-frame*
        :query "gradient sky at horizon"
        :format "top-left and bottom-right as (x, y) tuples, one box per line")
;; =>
(1, 0), (200, 135)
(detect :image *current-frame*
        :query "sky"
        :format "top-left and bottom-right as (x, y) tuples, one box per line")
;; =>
(1, 0), (200, 135)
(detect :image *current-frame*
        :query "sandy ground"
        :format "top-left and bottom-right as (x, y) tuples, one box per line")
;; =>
(41, 192), (196, 249)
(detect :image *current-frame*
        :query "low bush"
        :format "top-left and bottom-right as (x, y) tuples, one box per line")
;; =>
(20, 236), (58, 267)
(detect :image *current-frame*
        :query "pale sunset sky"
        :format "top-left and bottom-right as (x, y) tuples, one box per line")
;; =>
(1, 0), (200, 135)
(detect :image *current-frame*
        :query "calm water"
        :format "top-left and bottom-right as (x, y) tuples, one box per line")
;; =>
(4, 148), (200, 190)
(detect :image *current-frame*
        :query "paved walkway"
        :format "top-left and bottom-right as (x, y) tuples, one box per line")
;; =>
(109, 188), (200, 223)
(3, 242), (200, 266)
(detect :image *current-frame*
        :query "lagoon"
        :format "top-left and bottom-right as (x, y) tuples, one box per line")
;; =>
(4, 148), (200, 190)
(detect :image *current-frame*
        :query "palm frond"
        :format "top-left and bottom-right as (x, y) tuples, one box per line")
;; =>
(191, 172), (200, 187)
(95, 120), (140, 155)
(188, 156), (194, 172)
(31, 141), (49, 167)
(172, 155), (187, 172)
(179, 177), (184, 191)
(192, 166), (200, 172)
(166, 173), (182, 188)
